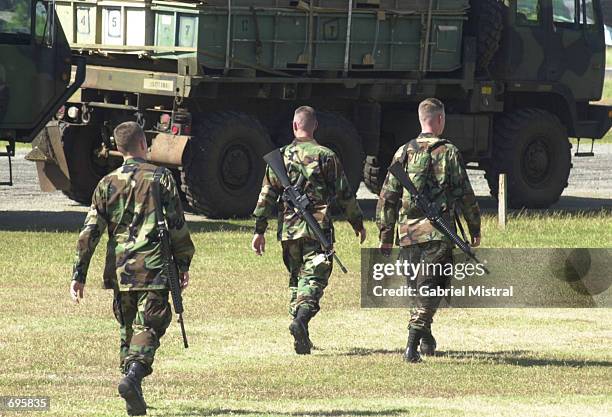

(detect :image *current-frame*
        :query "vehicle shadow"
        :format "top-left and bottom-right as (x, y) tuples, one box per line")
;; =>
(0, 210), (248, 233)
(2, 194), (609, 231)
(167, 407), (409, 417)
(358, 195), (612, 220)
(0, 210), (87, 232)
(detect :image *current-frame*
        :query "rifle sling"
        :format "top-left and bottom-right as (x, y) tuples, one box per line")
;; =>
(399, 137), (449, 208)
(152, 167), (166, 229)
(454, 208), (468, 243)
(279, 145), (333, 245)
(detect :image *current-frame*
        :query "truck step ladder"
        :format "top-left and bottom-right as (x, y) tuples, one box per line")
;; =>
(574, 138), (595, 157)
(0, 142), (14, 186)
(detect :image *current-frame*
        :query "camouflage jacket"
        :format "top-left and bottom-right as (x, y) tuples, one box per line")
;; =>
(253, 138), (364, 241)
(72, 158), (195, 291)
(376, 133), (481, 246)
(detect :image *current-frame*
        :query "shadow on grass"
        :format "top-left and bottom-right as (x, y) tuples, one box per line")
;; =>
(358, 196), (612, 220)
(0, 210), (247, 233)
(343, 348), (403, 356)
(186, 221), (251, 234)
(332, 348), (612, 368)
(169, 407), (409, 416)
(436, 350), (612, 368)
(0, 210), (87, 232)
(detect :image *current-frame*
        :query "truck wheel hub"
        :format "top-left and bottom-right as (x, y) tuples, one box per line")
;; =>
(522, 139), (550, 184)
(221, 144), (251, 190)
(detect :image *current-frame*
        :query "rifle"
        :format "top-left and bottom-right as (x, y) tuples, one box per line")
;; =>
(263, 149), (348, 273)
(387, 162), (489, 274)
(152, 168), (189, 348)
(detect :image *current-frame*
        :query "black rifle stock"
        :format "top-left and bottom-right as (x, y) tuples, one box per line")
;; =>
(263, 149), (348, 273)
(152, 169), (189, 348)
(388, 162), (489, 273)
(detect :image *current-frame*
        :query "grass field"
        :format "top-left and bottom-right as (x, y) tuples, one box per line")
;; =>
(0, 214), (610, 417)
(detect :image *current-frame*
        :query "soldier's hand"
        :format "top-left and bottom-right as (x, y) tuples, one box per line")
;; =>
(471, 235), (481, 248)
(180, 271), (190, 290)
(379, 243), (393, 257)
(356, 228), (367, 244)
(252, 233), (266, 256)
(70, 280), (85, 303)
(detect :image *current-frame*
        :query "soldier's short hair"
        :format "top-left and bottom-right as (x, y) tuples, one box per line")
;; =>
(114, 121), (145, 154)
(418, 98), (445, 121)
(294, 106), (317, 131)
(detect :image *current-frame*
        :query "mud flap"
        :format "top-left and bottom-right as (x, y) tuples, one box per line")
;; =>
(147, 133), (189, 167)
(25, 121), (71, 191)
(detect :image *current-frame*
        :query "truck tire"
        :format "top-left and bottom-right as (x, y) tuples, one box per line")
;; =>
(469, 0), (504, 72)
(484, 109), (572, 209)
(315, 113), (364, 194)
(181, 112), (274, 218)
(62, 123), (110, 204)
(170, 168), (190, 211)
(0, 83), (8, 119)
(274, 112), (364, 195)
(363, 133), (396, 195)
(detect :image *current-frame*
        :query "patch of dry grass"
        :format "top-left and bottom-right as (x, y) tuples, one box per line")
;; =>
(0, 216), (610, 416)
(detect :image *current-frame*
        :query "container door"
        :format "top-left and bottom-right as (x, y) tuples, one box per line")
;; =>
(0, 0), (72, 138)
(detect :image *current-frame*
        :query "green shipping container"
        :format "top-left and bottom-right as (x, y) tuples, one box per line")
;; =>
(151, 0), (468, 73)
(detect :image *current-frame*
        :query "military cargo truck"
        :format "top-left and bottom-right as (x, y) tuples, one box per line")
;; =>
(1, 0), (610, 217)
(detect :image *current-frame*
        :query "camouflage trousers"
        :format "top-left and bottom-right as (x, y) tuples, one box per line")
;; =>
(113, 289), (172, 375)
(282, 237), (333, 317)
(399, 241), (453, 332)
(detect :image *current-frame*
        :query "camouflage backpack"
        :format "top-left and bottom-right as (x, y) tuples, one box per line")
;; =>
(400, 137), (450, 212)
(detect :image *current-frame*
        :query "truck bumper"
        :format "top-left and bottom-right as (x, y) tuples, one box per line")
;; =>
(574, 104), (612, 139)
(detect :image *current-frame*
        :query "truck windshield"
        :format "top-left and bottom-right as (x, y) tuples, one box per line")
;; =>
(0, 0), (32, 42)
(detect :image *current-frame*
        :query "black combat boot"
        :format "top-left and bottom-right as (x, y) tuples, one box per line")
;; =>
(289, 307), (314, 355)
(420, 331), (437, 356)
(118, 361), (148, 416)
(403, 328), (424, 363)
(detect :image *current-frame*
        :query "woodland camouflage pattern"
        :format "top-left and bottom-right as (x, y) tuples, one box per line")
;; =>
(376, 133), (481, 246)
(254, 137), (363, 317)
(113, 289), (172, 374)
(253, 138), (364, 240)
(283, 238), (333, 316)
(72, 158), (195, 291)
(399, 241), (453, 332)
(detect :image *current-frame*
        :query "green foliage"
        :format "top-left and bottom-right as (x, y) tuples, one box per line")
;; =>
(0, 1), (31, 35)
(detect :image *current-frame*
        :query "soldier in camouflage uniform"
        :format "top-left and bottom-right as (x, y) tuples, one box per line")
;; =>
(252, 106), (366, 355)
(69, 122), (195, 416)
(376, 98), (481, 363)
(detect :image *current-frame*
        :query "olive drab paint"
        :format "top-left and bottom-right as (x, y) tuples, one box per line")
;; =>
(0, 0), (75, 141)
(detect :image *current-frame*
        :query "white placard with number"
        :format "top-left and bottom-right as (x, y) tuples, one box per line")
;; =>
(76, 7), (91, 35)
(104, 8), (122, 45)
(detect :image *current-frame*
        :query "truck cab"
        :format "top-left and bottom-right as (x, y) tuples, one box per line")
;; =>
(495, 0), (608, 137)
(0, 0), (83, 142)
